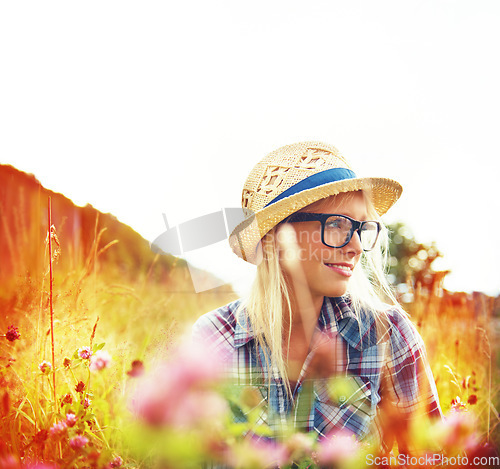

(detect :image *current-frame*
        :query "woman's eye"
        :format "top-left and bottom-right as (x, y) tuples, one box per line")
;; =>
(325, 217), (349, 230)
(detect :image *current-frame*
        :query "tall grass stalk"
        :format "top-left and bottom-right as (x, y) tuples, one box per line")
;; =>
(47, 197), (57, 413)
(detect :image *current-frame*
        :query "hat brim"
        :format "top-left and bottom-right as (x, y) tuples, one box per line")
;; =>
(229, 176), (402, 264)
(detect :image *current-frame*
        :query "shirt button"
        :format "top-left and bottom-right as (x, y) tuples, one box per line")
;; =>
(339, 395), (347, 404)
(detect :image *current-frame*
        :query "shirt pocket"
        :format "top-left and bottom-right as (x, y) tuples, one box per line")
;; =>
(316, 375), (373, 413)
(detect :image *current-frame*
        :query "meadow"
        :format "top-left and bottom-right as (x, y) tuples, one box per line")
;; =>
(0, 197), (499, 468)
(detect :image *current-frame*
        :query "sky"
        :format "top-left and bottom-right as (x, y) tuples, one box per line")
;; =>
(1, 1), (499, 297)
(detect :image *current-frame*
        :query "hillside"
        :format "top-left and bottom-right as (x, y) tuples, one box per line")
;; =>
(0, 164), (234, 307)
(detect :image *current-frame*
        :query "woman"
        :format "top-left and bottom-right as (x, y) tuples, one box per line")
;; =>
(192, 141), (442, 455)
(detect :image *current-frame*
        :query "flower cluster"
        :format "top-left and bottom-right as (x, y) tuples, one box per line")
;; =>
(132, 341), (228, 428)
(77, 346), (92, 360)
(5, 325), (21, 342)
(38, 361), (52, 374)
(69, 435), (89, 450)
(49, 421), (67, 438)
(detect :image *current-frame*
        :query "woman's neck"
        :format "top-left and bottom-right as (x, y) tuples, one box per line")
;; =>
(284, 291), (324, 350)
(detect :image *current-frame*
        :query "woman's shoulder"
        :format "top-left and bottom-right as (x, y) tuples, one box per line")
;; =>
(383, 305), (425, 353)
(191, 299), (242, 347)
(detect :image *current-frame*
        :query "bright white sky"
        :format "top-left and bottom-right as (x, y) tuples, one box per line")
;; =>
(1, 1), (499, 297)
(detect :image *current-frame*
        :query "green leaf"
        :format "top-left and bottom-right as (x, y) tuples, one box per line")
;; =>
(93, 342), (105, 352)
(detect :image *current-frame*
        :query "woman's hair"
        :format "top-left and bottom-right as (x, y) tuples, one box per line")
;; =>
(236, 190), (400, 395)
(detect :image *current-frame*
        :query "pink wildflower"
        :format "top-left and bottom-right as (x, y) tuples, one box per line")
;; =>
(5, 325), (21, 342)
(0, 454), (21, 469)
(66, 413), (78, 427)
(75, 380), (86, 393)
(82, 396), (92, 408)
(69, 435), (89, 449)
(49, 421), (67, 438)
(38, 361), (52, 374)
(127, 360), (144, 377)
(226, 438), (289, 468)
(89, 350), (112, 372)
(317, 431), (360, 466)
(61, 393), (73, 406)
(132, 341), (227, 428)
(285, 432), (315, 461)
(110, 456), (123, 467)
(25, 465), (58, 469)
(78, 346), (92, 360)
(450, 396), (468, 412)
(437, 411), (479, 452)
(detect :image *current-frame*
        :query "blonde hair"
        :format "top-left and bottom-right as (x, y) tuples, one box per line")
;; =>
(236, 190), (399, 395)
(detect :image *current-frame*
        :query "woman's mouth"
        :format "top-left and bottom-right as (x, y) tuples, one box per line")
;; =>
(324, 263), (353, 277)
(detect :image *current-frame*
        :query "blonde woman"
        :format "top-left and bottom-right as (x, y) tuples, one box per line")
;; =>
(192, 141), (442, 455)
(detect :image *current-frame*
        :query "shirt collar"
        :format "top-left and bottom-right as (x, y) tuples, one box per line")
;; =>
(320, 296), (379, 351)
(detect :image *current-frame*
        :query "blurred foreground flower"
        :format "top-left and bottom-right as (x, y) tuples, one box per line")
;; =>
(227, 438), (289, 469)
(65, 412), (78, 427)
(90, 350), (112, 371)
(127, 359), (145, 377)
(434, 410), (479, 455)
(131, 341), (228, 428)
(317, 431), (361, 466)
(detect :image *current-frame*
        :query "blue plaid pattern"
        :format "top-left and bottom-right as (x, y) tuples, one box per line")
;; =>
(192, 296), (442, 444)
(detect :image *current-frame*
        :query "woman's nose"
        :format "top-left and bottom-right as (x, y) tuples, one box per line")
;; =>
(345, 230), (363, 256)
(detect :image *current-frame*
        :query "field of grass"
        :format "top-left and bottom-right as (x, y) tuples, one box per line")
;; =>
(0, 208), (498, 468)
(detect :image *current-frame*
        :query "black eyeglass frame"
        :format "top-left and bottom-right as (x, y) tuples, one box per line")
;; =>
(284, 213), (381, 252)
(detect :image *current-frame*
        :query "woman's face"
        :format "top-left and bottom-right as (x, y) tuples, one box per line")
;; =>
(279, 191), (367, 300)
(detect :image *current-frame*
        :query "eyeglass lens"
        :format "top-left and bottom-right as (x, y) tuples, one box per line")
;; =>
(324, 216), (379, 250)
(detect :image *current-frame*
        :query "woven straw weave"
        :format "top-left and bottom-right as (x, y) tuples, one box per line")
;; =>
(230, 141), (402, 264)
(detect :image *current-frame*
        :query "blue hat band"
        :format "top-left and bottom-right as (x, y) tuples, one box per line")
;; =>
(264, 167), (357, 208)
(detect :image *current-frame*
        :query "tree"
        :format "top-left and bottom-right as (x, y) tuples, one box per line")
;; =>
(386, 222), (449, 294)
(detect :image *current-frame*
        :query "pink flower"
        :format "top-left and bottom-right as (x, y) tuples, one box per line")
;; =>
(5, 325), (21, 342)
(81, 396), (91, 409)
(38, 361), (52, 374)
(90, 350), (112, 372)
(0, 454), (21, 469)
(25, 462), (57, 469)
(450, 396), (468, 412)
(78, 347), (92, 360)
(109, 456), (123, 467)
(66, 413), (78, 427)
(285, 432), (315, 461)
(127, 360), (144, 377)
(69, 435), (89, 449)
(317, 431), (360, 465)
(49, 421), (67, 438)
(437, 411), (479, 452)
(132, 341), (227, 428)
(226, 438), (289, 468)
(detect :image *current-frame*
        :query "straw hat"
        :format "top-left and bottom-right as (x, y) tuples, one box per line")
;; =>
(229, 141), (402, 264)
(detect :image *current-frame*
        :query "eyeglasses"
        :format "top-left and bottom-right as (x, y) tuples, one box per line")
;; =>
(284, 213), (381, 252)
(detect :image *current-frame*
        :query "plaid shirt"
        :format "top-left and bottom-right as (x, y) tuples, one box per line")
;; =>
(192, 296), (442, 446)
